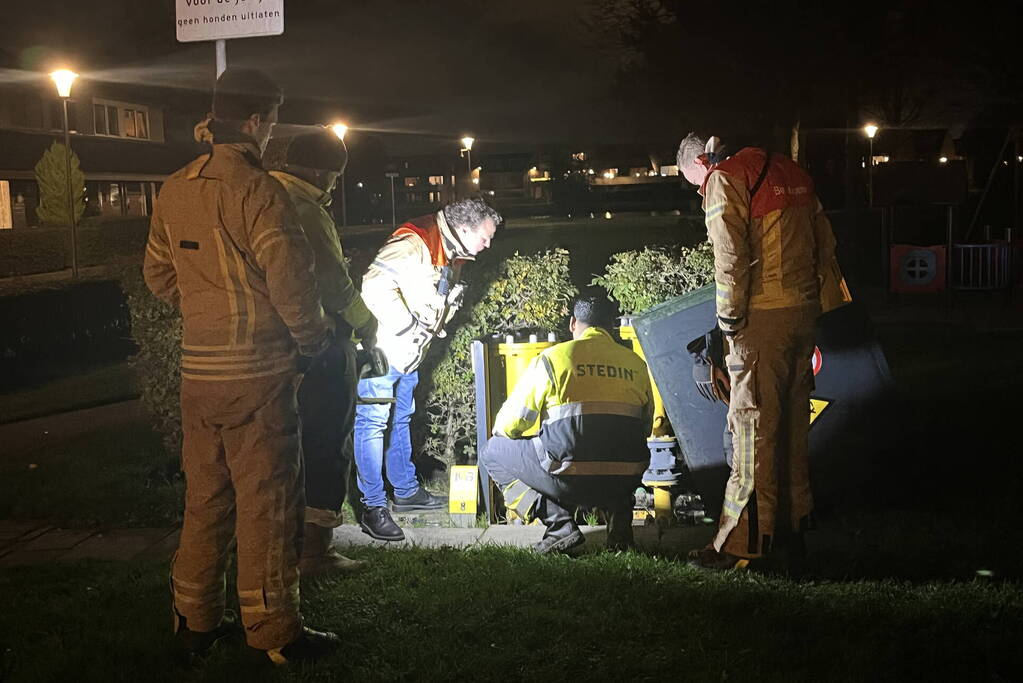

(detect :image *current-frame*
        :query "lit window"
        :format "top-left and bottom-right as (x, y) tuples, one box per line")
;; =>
(428, 176), (444, 186)
(404, 177), (419, 187)
(93, 99), (150, 139)
(121, 109), (136, 138)
(134, 110), (149, 139)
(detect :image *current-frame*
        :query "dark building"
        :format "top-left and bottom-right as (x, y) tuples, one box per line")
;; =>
(0, 75), (205, 230)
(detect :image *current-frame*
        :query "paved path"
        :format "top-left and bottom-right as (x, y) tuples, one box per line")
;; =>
(0, 399), (146, 455)
(0, 521), (180, 567)
(0, 519), (715, 567)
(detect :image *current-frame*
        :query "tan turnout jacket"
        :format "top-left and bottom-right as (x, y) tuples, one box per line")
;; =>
(701, 148), (841, 332)
(144, 140), (329, 381)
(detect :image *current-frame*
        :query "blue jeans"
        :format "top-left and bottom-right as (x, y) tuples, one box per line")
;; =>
(354, 366), (421, 507)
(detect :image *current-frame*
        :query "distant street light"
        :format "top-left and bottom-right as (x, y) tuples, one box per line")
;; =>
(460, 136), (474, 196)
(50, 68), (80, 278)
(863, 123), (879, 207)
(331, 122), (349, 226)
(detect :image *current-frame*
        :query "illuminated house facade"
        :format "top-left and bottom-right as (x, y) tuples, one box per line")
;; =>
(0, 78), (203, 229)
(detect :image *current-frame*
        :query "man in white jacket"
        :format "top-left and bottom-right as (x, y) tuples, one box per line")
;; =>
(355, 197), (501, 540)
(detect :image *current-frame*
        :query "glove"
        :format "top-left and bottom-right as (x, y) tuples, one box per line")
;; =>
(448, 282), (466, 309)
(355, 347), (389, 380)
(692, 357), (718, 402)
(686, 328), (721, 403)
(356, 316), (379, 351)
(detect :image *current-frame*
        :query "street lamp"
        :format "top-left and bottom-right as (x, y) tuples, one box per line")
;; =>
(864, 123), (879, 207)
(50, 68), (80, 278)
(460, 136), (474, 196)
(331, 122), (349, 226)
(385, 172), (399, 228)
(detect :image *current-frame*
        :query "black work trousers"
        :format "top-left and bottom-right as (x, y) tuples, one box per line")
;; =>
(297, 340), (358, 514)
(481, 435), (637, 521)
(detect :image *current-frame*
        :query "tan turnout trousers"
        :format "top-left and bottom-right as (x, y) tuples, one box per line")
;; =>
(171, 373), (304, 650)
(713, 304), (819, 558)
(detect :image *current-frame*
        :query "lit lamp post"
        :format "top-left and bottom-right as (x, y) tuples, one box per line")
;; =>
(864, 123), (879, 208)
(460, 136), (474, 196)
(51, 68), (80, 277)
(385, 171), (399, 228)
(331, 122), (349, 226)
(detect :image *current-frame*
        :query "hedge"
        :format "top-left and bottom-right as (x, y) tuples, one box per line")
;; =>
(592, 243), (715, 315)
(120, 249), (578, 464)
(0, 217), (150, 278)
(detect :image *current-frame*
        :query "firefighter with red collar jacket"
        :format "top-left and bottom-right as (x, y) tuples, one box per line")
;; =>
(677, 132), (848, 570)
(354, 198), (501, 541)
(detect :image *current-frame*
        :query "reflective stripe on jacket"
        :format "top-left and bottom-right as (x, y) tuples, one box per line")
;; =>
(492, 327), (654, 475)
(700, 148), (839, 332)
(143, 142), (329, 381)
(269, 171), (373, 333)
(361, 211), (473, 373)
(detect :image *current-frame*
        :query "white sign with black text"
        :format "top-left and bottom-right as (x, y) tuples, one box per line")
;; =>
(176, 0), (284, 43)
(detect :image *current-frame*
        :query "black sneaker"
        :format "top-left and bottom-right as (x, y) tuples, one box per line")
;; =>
(360, 506), (406, 541)
(392, 488), (446, 512)
(175, 610), (239, 658)
(254, 626), (340, 666)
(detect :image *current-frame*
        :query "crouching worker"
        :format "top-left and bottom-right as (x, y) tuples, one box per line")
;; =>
(481, 290), (654, 554)
(266, 128), (380, 577)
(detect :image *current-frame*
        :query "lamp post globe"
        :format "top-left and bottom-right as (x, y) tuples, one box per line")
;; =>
(460, 136), (475, 197)
(863, 124), (879, 207)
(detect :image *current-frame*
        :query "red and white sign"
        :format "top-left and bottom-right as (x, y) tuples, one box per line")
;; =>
(890, 244), (946, 293)
(811, 346), (822, 376)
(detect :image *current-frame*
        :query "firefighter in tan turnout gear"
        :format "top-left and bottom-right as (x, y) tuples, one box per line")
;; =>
(143, 68), (339, 664)
(481, 290), (654, 554)
(676, 132), (845, 570)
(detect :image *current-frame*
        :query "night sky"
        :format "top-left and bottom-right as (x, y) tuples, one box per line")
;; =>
(1, 1), (1020, 152)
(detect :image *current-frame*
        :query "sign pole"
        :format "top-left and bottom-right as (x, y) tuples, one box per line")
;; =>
(215, 40), (227, 77)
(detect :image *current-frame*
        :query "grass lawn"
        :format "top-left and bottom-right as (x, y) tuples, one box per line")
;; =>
(1, 548), (1020, 682)
(0, 361), (137, 425)
(0, 413), (182, 528)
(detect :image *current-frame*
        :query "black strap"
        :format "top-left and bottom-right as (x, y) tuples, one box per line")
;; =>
(749, 149), (772, 201)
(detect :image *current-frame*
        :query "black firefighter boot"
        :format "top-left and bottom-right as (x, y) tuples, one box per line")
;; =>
(606, 507), (635, 552)
(533, 498), (585, 555)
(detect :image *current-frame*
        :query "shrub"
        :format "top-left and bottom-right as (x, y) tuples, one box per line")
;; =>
(119, 248), (577, 466)
(591, 242), (715, 315)
(34, 141), (85, 228)
(418, 248), (577, 468)
(119, 267), (182, 454)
